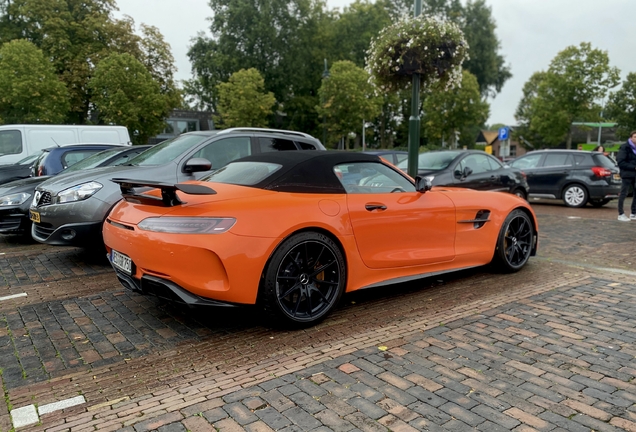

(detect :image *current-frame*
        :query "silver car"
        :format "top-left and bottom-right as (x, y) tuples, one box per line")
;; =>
(29, 128), (325, 248)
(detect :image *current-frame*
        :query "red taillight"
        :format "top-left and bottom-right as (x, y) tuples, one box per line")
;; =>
(591, 166), (611, 177)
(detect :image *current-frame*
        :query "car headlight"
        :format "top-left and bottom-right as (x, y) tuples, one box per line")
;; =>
(138, 217), (236, 234)
(0, 192), (31, 206)
(57, 181), (103, 204)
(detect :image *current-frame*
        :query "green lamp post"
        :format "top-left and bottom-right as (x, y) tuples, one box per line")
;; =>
(407, 0), (423, 179)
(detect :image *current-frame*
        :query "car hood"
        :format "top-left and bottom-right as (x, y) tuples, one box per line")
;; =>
(37, 165), (140, 192)
(0, 175), (52, 196)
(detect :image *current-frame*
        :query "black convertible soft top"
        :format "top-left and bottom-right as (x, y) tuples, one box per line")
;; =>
(227, 151), (394, 194)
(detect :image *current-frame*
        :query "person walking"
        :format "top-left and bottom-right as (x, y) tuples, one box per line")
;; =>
(616, 131), (636, 221)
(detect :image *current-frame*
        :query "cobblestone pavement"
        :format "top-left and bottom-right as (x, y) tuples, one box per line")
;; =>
(1, 201), (636, 431)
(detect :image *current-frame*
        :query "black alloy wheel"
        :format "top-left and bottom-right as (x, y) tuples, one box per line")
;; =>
(261, 232), (346, 327)
(492, 209), (533, 272)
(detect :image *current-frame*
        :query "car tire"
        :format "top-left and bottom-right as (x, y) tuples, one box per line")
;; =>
(260, 231), (346, 327)
(512, 188), (527, 200)
(491, 209), (533, 273)
(562, 184), (588, 208)
(588, 198), (610, 208)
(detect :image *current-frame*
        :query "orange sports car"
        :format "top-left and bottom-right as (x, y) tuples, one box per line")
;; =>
(103, 151), (538, 327)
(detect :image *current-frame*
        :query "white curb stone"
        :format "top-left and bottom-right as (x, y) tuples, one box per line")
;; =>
(10, 404), (38, 428)
(38, 395), (86, 415)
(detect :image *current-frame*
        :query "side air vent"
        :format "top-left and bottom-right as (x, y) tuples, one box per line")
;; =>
(458, 210), (491, 229)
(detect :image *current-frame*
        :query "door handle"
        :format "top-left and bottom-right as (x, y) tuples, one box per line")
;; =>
(365, 204), (387, 211)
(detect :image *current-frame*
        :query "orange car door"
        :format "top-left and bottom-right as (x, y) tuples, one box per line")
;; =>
(346, 190), (456, 269)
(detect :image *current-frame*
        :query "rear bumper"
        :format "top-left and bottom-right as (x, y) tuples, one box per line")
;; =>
(112, 269), (238, 308)
(588, 183), (621, 200)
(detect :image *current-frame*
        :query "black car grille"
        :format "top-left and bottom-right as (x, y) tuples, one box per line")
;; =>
(36, 192), (52, 207)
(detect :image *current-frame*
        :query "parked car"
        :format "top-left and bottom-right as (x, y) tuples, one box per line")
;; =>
(31, 143), (130, 177)
(363, 150), (408, 166)
(30, 128), (325, 248)
(396, 150), (529, 199)
(0, 124), (130, 164)
(0, 146), (150, 236)
(508, 150), (620, 207)
(103, 151), (538, 327)
(0, 152), (42, 185)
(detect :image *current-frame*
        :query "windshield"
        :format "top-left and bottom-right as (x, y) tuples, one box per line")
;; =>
(126, 134), (209, 167)
(397, 151), (461, 171)
(200, 162), (282, 185)
(62, 148), (124, 173)
(16, 152), (42, 166)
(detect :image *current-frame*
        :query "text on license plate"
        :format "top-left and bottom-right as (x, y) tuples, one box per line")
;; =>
(613, 173), (621, 181)
(29, 210), (40, 223)
(111, 250), (132, 274)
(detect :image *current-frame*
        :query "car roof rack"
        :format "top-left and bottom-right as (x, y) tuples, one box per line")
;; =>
(216, 127), (314, 139)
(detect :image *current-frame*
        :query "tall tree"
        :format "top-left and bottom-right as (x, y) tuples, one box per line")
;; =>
(460, 0), (511, 97)
(185, 0), (329, 128)
(605, 72), (636, 141)
(0, 39), (69, 124)
(517, 42), (620, 148)
(0, 0), (179, 124)
(422, 70), (489, 148)
(514, 71), (548, 148)
(89, 53), (167, 145)
(216, 68), (276, 128)
(331, 0), (391, 67)
(316, 60), (381, 148)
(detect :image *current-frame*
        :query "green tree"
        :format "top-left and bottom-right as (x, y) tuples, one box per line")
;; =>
(461, 0), (511, 97)
(517, 42), (620, 148)
(331, 0), (391, 67)
(0, 39), (69, 124)
(0, 0), (179, 124)
(422, 70), (489, 148)
(89, 53), (167, 144)
(216, 68), (276, 128)
(185, 0), (328, 123)
(316, 60), (381, 148)
(605, 72), (636, 140)
(513, 71), (548, 148)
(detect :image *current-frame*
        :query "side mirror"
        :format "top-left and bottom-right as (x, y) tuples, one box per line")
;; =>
(183, 157), (212, 173)
(415, 176), (433, 193)
(463, 166), (473, 177)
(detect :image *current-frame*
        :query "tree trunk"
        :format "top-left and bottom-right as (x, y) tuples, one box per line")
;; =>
(566, 132), (572, 149)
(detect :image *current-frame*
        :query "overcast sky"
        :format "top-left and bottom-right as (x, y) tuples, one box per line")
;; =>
(115, 0), (634, 127)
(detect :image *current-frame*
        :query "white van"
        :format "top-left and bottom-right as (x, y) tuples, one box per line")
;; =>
(0, 124), (131, 165)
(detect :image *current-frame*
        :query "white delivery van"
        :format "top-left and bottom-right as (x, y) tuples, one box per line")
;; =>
(0, 124), (131, 164)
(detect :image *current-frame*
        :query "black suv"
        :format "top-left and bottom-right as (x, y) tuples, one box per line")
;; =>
(509, 150), (620, 207)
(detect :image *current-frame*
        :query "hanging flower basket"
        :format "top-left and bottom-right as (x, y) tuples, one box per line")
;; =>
(366, 16), (469, 92)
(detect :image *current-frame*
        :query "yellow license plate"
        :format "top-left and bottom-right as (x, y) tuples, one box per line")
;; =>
(30, 210), (40, 223)
(613, 173), (621, 181)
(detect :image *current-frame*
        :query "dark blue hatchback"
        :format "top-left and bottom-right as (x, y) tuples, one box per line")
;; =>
(32, 143), (128, 177)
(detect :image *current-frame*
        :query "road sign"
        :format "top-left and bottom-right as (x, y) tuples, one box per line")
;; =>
(498, 127), (509, 141)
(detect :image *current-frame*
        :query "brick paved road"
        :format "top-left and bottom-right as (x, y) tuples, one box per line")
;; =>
(1, 201), (635, 431)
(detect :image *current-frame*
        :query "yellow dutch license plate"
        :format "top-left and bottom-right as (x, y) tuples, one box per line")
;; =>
(29, 210), (40, 223)
(613, 173), (621, 181)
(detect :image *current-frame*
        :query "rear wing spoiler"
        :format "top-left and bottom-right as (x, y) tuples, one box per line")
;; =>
(111, 178), (217, 207)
